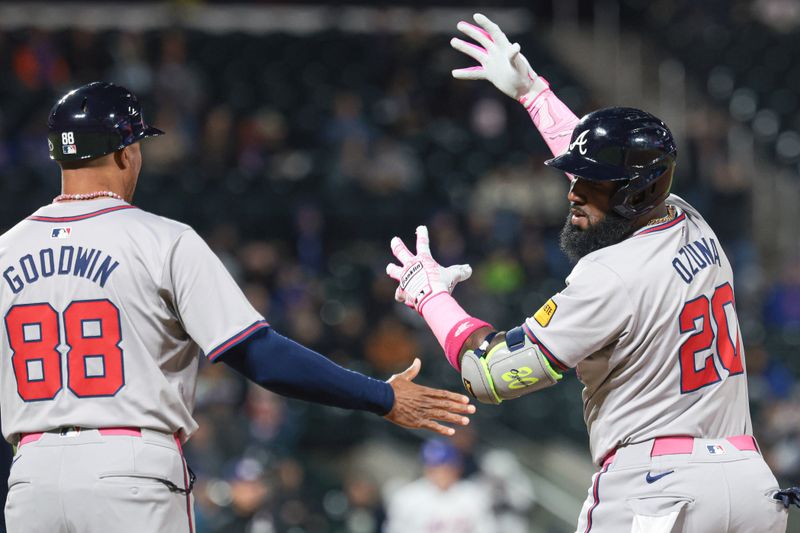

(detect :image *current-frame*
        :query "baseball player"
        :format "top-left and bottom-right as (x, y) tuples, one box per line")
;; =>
(0, 81), (475, 533)
(384, 439), (496, 533)
(386, 14), (797, 532)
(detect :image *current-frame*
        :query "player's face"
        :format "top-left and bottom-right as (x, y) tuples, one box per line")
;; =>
(560, 177), (634, 262)
(566, 177), (617, 230)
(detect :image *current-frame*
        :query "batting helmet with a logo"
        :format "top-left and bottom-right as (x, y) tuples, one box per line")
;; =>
(47, 82), (163, 162)
(545, 107), (676, 219)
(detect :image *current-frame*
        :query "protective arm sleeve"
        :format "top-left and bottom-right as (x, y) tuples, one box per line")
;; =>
(218, 327), (395, 416)
(460, 327), (562, 404)
(521, 87), (580, 158)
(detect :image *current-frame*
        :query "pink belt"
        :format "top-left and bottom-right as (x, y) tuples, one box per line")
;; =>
(19, 427), (142, 446)
(603, 435), (758, 467)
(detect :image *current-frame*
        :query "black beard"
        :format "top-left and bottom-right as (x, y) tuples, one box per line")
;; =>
(559, 211), (634, 263)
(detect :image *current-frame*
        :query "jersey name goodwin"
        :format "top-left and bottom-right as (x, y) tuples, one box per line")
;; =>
(3, 246), (120, 294)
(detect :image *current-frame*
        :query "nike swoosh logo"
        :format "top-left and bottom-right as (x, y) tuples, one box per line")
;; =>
(645, 470), (675, 484)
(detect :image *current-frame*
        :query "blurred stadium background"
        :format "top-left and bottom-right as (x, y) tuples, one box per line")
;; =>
(0, 1), (799, 531)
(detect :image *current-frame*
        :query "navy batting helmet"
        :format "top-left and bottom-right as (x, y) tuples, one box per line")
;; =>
(545, 107), (676, 219)
(47, 82), (163, 162)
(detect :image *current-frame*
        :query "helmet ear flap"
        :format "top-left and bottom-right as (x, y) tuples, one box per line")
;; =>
(611, 160), (675, 219)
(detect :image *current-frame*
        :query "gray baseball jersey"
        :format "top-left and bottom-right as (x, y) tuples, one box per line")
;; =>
(522, 194), (751, 465)
(0, 198), (267, 443)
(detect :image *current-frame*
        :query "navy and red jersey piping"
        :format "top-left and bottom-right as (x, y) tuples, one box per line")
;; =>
(583, 462), (609, 532)
(207, 320), (270, 362)
(522, 323), (570, 372)
(27, 204), (137, 222)
(633, 211), (686, 237)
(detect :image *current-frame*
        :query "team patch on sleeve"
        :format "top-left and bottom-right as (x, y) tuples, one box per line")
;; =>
(534, 298), (558, 327)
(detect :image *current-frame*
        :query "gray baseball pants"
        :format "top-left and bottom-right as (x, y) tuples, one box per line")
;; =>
(5, 428), (195, 533)
(574, 436), (788, 533)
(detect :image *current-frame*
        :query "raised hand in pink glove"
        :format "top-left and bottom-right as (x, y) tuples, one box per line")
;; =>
(386, 226), (472, 314)
(450, 13), (550, 107)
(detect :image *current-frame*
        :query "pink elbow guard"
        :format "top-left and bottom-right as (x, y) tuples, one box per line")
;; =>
(420, 292), (492, 371)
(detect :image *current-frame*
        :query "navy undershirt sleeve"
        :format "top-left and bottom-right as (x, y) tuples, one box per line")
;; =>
(218, 327), (395, 416)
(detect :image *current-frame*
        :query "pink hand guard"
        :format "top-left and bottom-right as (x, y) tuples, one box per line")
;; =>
(519, 82), (580, 160)
(420, 292), (492, 371)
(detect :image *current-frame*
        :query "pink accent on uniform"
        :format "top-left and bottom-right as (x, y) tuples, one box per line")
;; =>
(18, 427), (142, 446)
(650, 436), (694, 456)
(462, 40), (488, 55)
(727, 435), (758, 452)
(419, 292), (492, 370)
(19, 433), (43, 446)
(98, 427), (141, 437)
(601, 434), (759, 467)
(460, 22), (493, 41)
(519, 82), (580, 162)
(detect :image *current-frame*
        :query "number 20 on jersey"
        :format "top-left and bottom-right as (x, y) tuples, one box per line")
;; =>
(678, 283), (743, 393)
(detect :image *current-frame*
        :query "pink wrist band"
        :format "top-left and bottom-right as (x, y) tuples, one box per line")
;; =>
(519, 83), (580, 160)
(420, 292), (492, 371)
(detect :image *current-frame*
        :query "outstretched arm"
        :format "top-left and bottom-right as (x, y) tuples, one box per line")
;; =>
(387, 227), (564, 405)
(451, 13), (580, 159)
(219, 327), (474, 436)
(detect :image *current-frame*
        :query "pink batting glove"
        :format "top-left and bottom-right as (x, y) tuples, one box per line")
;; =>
(386, 226), (472, 314)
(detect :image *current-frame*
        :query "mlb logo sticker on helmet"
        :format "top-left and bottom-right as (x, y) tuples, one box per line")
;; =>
(61, 131), (77, 155)
(47, 82), (163, 162)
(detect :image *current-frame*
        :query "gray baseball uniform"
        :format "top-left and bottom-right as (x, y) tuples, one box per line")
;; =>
(521, 194), (787, 532)
(0, 198), (267, 532)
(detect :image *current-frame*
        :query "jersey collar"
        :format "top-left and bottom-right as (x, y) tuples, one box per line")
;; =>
(27, 199), (136, 223)
(631, 205), (685, 237)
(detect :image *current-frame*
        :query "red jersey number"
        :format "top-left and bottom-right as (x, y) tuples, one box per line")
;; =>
(5, 300), (125, 401)
(678, 283), (743, 393)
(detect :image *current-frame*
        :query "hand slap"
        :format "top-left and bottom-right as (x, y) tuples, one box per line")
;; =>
(384, 358), (476, 436)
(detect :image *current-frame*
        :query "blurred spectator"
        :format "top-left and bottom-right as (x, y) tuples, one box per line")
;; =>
(155, 30), (204, 117)
(294, 204), (325, 274)
(341, 474), (385, 533)
(383, 439), (496, 533)
(478, 449), (536, 533)
(107, 32), (153, 97)
(242, 385), (300, 457)
(363, 316), (420, 373)
(763, 257), (800, 333)
(476, 247), (525, 295)
(219, 457), (276, 533)
(63, 29), (110, 81)
(323, 92), (372, 191)
(360, 136), (422, 196)
(11, 30), (69, 90)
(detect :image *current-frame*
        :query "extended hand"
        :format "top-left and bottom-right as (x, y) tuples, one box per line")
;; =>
(450, 13), (550, 105)
(386, 225), (472, 314)
(384, 358), (475, 436)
